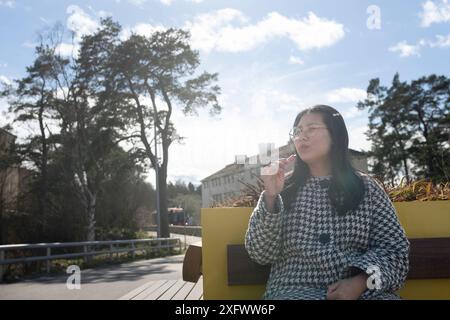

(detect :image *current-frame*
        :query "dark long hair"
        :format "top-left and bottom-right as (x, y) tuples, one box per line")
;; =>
(279, 105), (366, 216)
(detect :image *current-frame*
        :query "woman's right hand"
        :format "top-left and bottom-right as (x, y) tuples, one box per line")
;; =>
(260, 154), (296, 197)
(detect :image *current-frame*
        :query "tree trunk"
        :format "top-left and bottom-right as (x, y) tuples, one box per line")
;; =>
(86, 194), (96, 241)
(426, 142), (435, 178)
(38, 88), (48, 236)
(158, 164), (170, 238)
(402, 157), (410, 184)
(0, 177), (4, 244)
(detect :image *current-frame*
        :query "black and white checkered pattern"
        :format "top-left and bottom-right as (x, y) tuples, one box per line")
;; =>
(244, 172), (410, 300)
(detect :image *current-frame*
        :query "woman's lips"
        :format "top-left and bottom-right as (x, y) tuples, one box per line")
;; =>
(300, 145), (310, 151)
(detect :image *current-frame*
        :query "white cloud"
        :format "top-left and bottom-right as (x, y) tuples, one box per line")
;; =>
(126, 0), (202, 6)
(127, 0), (148, 6)
(389, 40), (422, 57)
(55, 42), (78, 57)
(0, 1), (14, 8)
(0, 75), (11, 85)
(134, 23), (165, 35)
(27, 6), (108, 63)
(388, 1), (450, 56)
(120, 23), (167, 40)
(420, 0), (450, 27)
(0, 76), (12, 128)
(429, 33), (450, 47)
(250, 89), (306, 115)
(348, 125), (371, 152)
(341, 106), (363, 120)
(87, 5), (113, 19)
(389, 34), (450, 56)
(23, 41), (38, 48)
(57, 5), (106, 57)
(40, 17), (51, 24)
(288, 55), (304, 65)
(0, 97), (12, 128)
(327, 88), (367, 103)
(184, 9), (345, 53)
(66, 5), (99, 42)
(160, 0), (204, 6)
(97, 10), (112, 18)
(183, 8), (247, 53)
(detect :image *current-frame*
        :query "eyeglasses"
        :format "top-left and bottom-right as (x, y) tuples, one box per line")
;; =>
(289, 125), (328, 140)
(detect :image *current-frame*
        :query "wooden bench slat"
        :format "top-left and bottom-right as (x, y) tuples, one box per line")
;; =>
(144, 280), (178, 300)
(407, 237), (450, 279)
(118, 280), (159, 300)
(158, 279), (187, 300)
(171, 281), (196, 300)
(185, 276), (203, 300)
(121, 278), (203, 300)
(132, 280), (167, 300)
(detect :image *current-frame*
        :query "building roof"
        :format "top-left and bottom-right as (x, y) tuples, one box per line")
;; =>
(0, 127), (17, 139)
(201, 163), (244, 182)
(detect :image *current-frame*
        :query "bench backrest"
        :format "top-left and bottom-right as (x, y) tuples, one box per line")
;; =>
(227, 237), (450, 285)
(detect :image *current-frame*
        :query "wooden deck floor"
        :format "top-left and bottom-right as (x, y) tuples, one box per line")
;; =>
(119, 277), (203, 300)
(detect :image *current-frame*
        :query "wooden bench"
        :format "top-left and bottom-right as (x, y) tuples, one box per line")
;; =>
(119, 277), (203, 300)
(195, 203), (450, 299)
(182, 237), (450, 298)
(182, 240), (202, 283)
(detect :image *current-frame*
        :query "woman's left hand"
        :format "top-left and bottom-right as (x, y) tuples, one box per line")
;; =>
(326, 273), (369, 300)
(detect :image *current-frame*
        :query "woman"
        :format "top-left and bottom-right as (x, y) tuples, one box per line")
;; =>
(245, 105), (410, 300)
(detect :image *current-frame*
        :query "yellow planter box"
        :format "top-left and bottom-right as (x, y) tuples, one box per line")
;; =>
(201, 200), (450, 300)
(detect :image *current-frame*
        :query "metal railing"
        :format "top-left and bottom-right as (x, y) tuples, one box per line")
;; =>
(0, 238), (182, 281)
(145, 225), (202, 237)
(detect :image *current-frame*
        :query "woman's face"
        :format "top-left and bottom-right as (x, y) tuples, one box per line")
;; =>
(292, 113), (332, 165)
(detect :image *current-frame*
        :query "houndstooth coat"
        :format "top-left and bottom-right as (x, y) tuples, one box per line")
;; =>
(244, 172), (410, 300)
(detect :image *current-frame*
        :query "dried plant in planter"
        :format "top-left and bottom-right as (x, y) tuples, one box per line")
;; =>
(210, 175), (265, 208)
(211, 174), (449, 208)
(384, 177), (449, 202)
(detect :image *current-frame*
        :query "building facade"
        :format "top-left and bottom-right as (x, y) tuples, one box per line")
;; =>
(0, 128), (34, 214)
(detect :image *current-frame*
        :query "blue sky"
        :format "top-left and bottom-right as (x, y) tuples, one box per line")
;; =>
(1, 0), (449, 185)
